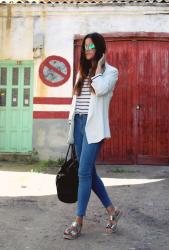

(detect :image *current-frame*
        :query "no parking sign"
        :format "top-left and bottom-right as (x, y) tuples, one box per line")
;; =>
(39, 55), (71, 87)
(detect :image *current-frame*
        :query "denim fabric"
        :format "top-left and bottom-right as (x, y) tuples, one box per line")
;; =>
(74, 114), (113, 217)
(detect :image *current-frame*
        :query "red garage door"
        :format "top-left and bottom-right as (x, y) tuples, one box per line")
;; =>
(74, 33), (169, 165)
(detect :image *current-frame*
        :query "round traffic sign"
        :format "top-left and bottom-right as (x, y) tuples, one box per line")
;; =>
(39, 55), (71, 87)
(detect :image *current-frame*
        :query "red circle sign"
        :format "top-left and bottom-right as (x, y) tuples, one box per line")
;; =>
(39, 55), (71, 87)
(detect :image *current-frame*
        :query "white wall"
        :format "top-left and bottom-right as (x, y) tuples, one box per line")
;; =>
(0, 4), (169, 159)
(1, 5), (169, 101)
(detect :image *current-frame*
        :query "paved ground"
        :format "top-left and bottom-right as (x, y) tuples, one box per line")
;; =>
(0, 162), (169, 250)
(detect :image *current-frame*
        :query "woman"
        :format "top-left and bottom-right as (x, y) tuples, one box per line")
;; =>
(64, 32), (122, 239)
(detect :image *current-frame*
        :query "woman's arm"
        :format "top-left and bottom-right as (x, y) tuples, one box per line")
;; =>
(91, 68), (118, 96)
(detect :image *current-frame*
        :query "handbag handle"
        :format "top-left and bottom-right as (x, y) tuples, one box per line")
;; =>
(65, 144), (77, 163)
(65, 144), (71, 161)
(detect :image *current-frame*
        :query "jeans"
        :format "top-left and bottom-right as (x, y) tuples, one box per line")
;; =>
(74, 114), (113, 217)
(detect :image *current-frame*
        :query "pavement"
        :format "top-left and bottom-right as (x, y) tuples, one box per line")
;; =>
(0, 162), (169, 250)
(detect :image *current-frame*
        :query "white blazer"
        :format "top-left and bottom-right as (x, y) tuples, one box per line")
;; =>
(67, 62), (118, 144)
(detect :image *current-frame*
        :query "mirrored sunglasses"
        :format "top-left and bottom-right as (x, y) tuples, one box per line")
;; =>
(85, 43), (96, 51)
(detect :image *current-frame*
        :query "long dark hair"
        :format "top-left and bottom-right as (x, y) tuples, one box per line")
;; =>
(73, 32), (106, 95)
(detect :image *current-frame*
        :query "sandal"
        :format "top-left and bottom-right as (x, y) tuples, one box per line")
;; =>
(64, 221), (82, 240)
(106, 209), (122, 234)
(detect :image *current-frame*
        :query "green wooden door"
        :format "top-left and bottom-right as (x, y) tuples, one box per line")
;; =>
(0, 61), (33, 152)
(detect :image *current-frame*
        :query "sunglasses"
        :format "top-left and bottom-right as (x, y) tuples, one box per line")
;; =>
(85, 43), (96, 51)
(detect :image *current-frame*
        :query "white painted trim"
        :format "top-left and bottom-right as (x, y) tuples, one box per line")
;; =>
(33, 104), (70, 111)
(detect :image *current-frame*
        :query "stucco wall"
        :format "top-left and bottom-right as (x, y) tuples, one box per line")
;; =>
(0, 4), (169, 159)
(32, 119), (69, 160)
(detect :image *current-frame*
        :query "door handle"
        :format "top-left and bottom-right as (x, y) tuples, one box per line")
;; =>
(136, 104), (141, 110)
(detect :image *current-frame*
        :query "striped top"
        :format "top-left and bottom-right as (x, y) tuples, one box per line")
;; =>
(75, 76), (91, 114)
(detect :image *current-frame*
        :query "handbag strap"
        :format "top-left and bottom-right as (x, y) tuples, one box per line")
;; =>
(65, 144), (77, 162)
(65, 144), (71, 162)
(71, 144), (76, 160)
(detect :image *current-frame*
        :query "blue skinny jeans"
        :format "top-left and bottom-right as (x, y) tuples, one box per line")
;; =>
(74, 114), (113, 217)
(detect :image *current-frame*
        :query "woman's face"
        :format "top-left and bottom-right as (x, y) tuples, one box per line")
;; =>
(85, 38), (96, 61)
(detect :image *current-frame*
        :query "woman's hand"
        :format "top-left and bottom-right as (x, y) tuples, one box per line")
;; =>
(95, 53), (106, 75)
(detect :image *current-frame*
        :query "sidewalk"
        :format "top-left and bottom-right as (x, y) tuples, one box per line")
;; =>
(0, 163), (169, 250)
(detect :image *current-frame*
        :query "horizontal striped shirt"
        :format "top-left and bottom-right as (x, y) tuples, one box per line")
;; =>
(75, 76), (91, 114)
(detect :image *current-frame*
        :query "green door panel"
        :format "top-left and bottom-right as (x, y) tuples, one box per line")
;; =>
(0, 61), (34, 153)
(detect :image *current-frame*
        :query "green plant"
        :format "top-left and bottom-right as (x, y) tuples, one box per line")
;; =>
(55, 158), (65, 167)
(11, 154), (18, 161)
(112, 168), (126, 173)
(111, 168), (139, 173)
(31, 160), (48, 173)
(31, 157), (65, 173)
(28, 148), (39, 164)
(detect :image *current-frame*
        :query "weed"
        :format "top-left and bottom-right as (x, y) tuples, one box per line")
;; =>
(31, 158), (64, 173)
(28, 148), (39, 164)
(111, 168), (139, 173)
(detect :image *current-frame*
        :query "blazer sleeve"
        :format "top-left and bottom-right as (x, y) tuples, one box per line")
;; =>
(91, 68), (118, 96)
(68, 71), (80, 122)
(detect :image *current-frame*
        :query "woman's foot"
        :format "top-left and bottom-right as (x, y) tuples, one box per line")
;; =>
(64, 221), (82, 240)
(106, 208), (122, 234)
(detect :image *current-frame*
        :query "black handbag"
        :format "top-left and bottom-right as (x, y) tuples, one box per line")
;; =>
(56, 144), (79, 203)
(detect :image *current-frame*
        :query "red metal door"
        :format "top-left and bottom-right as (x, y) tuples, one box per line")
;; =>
(74, 33), (169, 165)
(136, 41), (169, 165)
(100, 39), (136, 164)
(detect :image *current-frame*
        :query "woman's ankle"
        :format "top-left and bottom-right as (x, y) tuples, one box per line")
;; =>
(75, 216), (83, 226)
(106, 205), (116, 215)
